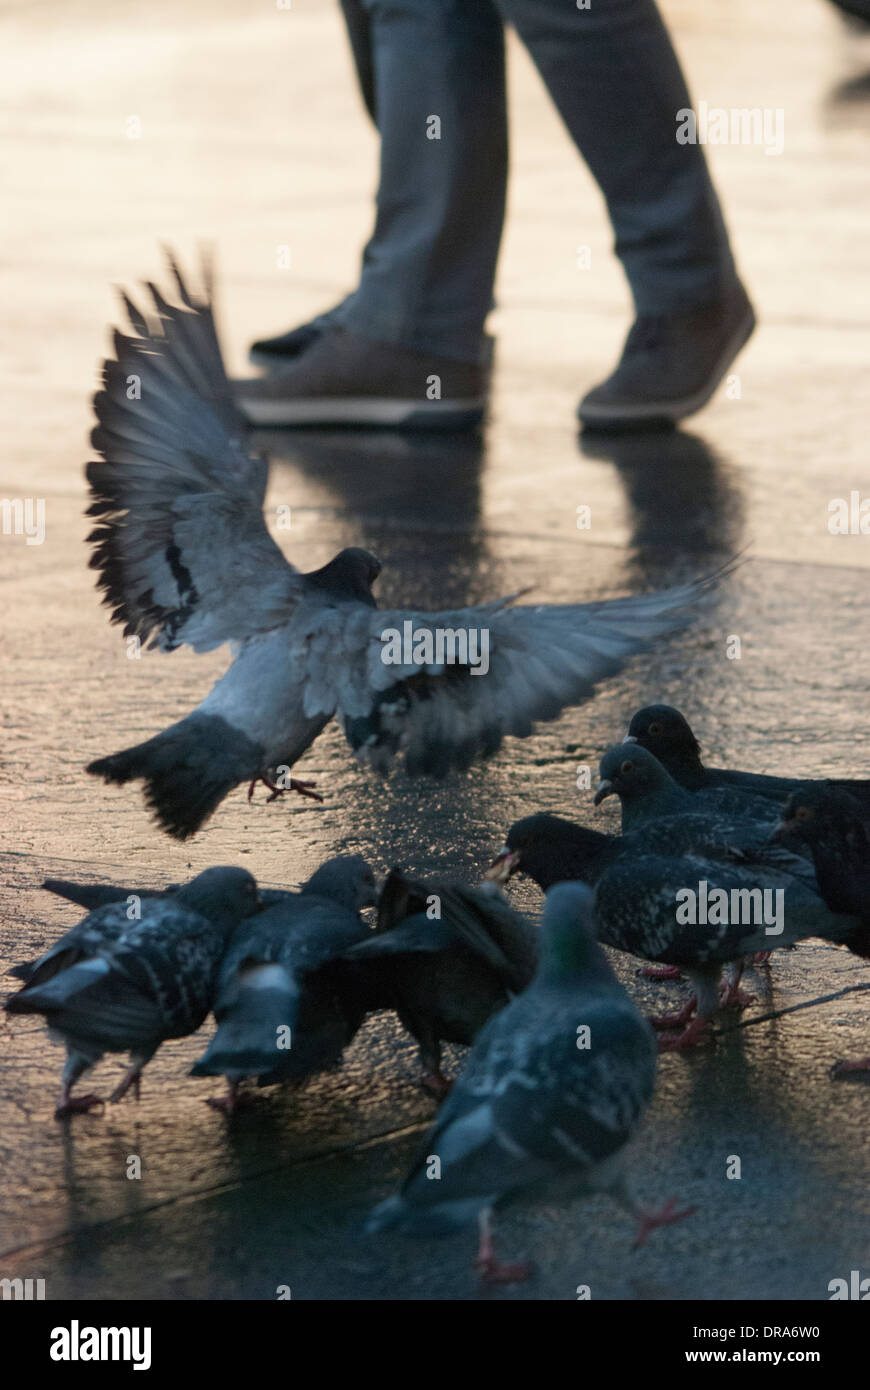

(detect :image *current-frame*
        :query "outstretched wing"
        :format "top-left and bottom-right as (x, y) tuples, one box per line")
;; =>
(86, 249), (304, 653)
(322, 577), (724, 776)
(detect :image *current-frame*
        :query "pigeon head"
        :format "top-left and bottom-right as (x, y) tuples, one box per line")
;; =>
(774, 785), (869, 852)
(594, 743), (680, 811)
(486, 813), (611, 891)
(537, 882), (614, 985)
(305, 547), (381, 605)
(302, 855), (379, 912)
(625, 704), (702, 775)
(175, 867), (260, 930)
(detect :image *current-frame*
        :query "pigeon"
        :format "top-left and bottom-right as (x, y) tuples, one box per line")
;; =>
(487, 813), (860, 1049)
(190, 855), (378, 1111)
(84, 250), (730, 839)
(337, 869), (538, 1096)
(365, 883), (694, 1283)
(594, 742), (781, 835)
(774, 786), (870, 1076)
(625, 704), (870, 814)
(5, 867), (259, 1117)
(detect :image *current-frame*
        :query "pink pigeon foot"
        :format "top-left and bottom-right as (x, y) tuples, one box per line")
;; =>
(657, 1016), (715, 1052)
(632, 1196), (697, 1248)
(648, 998), (697, 1031)
(639, 964), (683, 981)
(718, 981), (756, 1011)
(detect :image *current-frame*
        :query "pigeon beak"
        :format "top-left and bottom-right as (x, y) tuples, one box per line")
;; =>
(485, 848), (519, 884)
(622, 734), (638, 744)
(593, 779), (616, 807)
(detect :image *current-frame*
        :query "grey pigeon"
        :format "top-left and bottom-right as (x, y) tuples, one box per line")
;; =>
(488, 813), (860, 1049)
(625, 704), (870, 815)
(594, 742), (781, 835)
(84, 251), (729, 838)
(190, 855), (377, 1111)
(774, 786), (870, 1076)
(6, 867), (259, 1117)
(338, 868), (538, 1096)
(365, 883), (694, 1283)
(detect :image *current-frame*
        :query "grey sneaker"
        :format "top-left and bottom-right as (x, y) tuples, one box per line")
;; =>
(578, 281), (756, 428)
(235, 327), (487, 430)
(249, 309), (341, 369)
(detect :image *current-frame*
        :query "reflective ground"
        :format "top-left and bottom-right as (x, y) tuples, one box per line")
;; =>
(1, 0), (868, 1299)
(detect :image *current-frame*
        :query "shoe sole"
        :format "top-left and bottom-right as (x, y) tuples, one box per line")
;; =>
(577, 306), (756, 428)
(237, 395), (486, 431)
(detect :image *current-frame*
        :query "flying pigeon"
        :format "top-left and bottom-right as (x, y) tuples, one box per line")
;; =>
(625, 704), (870, 814)
(338, 869), (538, 1096)
(775, 786), (870, 1076)
(594, 742), (781, 835)
(84, 251), (731, 839)
(365, 883), (694, 1281)
(5, 867), (259, 1117)
(190, 855), (377, 1111)
(487, 813), (860, 1049)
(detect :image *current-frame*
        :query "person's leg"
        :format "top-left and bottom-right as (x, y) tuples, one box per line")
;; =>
(239, 0), (508, 427)
(496, 0), (754, 424)
(249, 0), (376, 367)
(336, 0), (507, 364)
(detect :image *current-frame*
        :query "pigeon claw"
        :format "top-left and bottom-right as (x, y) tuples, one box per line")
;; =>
(752, 950), (772, 965)
(248, 775), (324, 805)
(657, 1016), (715, 1052)
(54, 1093), (104, 1120)
(632, 1197), (697, 1249)
(648, 998), (697, 1031)
(420, 1071), (453, 1100)
(639, 964), (683, 982)
(717, 983), (756, 1011)
(830, 1056), (870, 1080)
(475, 1254), (533, 1286)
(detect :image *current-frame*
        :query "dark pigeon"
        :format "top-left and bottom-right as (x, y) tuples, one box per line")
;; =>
(85, 251), (730, 839)
(626, 704), (870, 814)
(190, 855), (378, 1111)
(5, 867), (259, 1117)
(488, 812), (860, 1049)
(775, 786), (870, 1076)
(594, 742), (781, 835)
(338, 868), (538, 1096)
(365, 883), (694, 1283)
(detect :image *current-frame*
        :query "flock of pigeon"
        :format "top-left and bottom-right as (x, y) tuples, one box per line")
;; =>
(6, 253), (869, 1285)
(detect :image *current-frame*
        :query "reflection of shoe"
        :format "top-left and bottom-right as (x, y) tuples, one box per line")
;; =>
(235, 327), (487, 430)
(578, 281), (755, 428)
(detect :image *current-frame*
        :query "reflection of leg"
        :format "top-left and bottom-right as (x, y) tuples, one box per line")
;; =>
(497, 0), (754, 425)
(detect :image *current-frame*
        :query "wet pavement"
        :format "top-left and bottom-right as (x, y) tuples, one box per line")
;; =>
(1, 0), (869, 1300)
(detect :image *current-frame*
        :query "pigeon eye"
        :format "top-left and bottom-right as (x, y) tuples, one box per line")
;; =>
(619, 760), (634, 775)
(648, 722), (662, 736)
(795, 806), (812, 821)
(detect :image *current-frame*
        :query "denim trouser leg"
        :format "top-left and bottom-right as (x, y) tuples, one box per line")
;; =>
(339, 0), (508, 364)
(493, 0), (737, 314)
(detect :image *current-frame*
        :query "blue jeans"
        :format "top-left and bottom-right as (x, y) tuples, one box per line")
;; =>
(336, 0), (737, 363)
